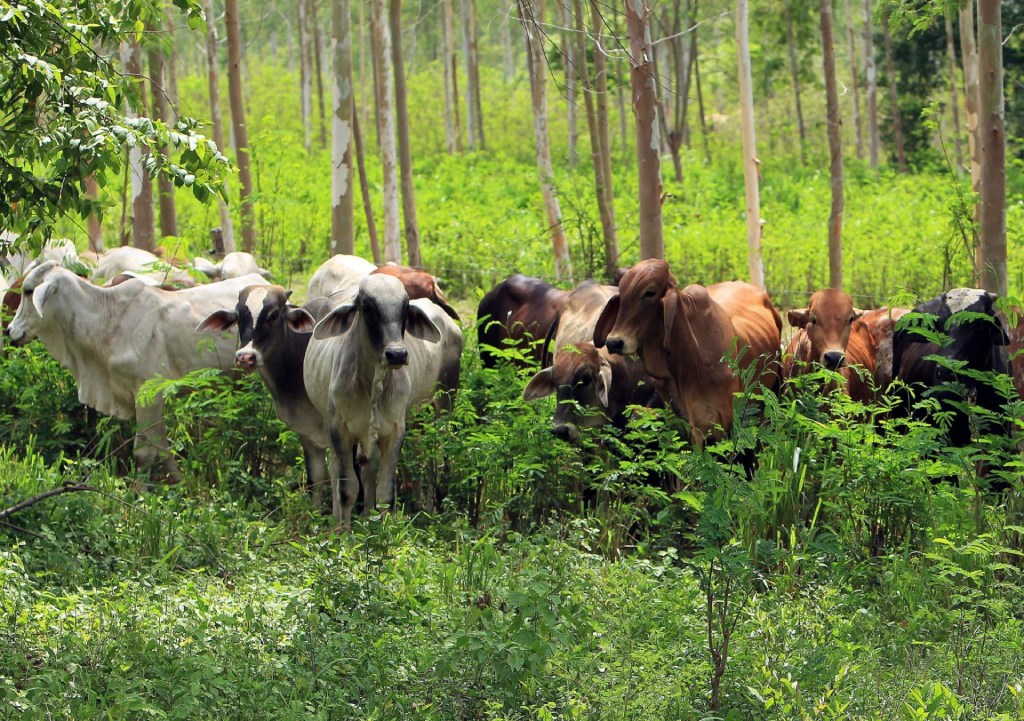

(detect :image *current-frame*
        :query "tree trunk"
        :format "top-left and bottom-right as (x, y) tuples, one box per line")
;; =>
(353, 102), (382, 263)
(442, 0), (462, 153)
(522, 0), (572, 280)
(332, 0), (356, 255)
(735, 0), (762, 286)
(147, 24), (178, 240)
(784, 4), (807, 166)
(574, 0), (618, 278)
(561, 0), (578, 167)
(205, 0), (236, 252)
(843, 0), (863, 160)
(359, 0), (370, 142)
(944, 11), (964, 175)
(960, 0), (980, 196)
(590, 0), (615, 226)
(120, 39), (156, 252)
(821, 0), (844, 289)
(501, 0), (515, 82)
(694, 23), (711, 162)
(977, 0), (1005, 296)
(312, 0), (329, 149)
(881, 10), (907, 172)
(863, 0), (879, 169)
(85, 174), (104, 254)
(225, 0), (257, 252)
(390, 0), (422, 266)
(461, 0), (485, 150)
(370, 0), (402, 263)
(299, 0), (314, 152)
(625, 0), (664, 261)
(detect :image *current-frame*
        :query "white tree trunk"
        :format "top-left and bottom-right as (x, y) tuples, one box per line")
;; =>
(843, 0), (863, 159)
(959, 1), (981, 202)
(120, 39), (155, 252)
(736, 0), (763, 287)
(299, 0), (314, 152)
(821, 0), (844, 289)
(370, 0), (402, 263)
(332, 0), (355, 254)
(863, 0), (879, 169)
(977, 0), (1006, 295)
(204, 0), (236, 252)
(441, 0), (462, 153)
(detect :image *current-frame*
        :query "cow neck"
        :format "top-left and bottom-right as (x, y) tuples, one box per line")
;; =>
(356, 317), (407, 457)
(663, 290), (735, 385)
(262, 321), (311, 397)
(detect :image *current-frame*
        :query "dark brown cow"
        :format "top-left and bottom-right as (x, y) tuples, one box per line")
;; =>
(371, 264), (460, 321)
(477, 274), (569, 367)
(594, 260), (781, 446)
(783, 289), (863, 377)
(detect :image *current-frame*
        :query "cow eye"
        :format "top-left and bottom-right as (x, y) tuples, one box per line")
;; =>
(266, 309), (279, 323)
(642, 289), (657, 299)
(809, 317), (817, 325)
(579, 374), (592, 386)
(848, 315), (856, 325)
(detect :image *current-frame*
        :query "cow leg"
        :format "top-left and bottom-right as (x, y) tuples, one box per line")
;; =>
(133, 397), (180, 488)
(374, 426), (405, 513)
(328, 425), (359, 530)
(301, 436), (328, 513)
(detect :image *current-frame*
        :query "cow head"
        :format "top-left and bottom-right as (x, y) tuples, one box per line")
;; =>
(197, 285), (315, 370)
(523, 343), (614, 441)
(6, 261), (65, 346)
(312, 274), (440, 368)
(788, 289), (863, 370)
(594, 259), (676, 358)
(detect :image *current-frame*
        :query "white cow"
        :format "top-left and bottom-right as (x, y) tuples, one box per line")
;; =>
(7, 262), (270, 480)
(306, 254), (376, 301)
(2, 235), (81, 283)
(301, 274), (463, 527)
(195, 251), (273, 281)
(92, 246), (195, 287)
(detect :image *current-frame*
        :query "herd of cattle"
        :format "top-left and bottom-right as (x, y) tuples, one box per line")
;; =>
(2, 242), (1022, 527)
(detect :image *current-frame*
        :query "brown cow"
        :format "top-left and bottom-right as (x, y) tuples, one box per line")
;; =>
(844, 307), (910, 403)
(783, 289), (863, 378)
(372, 264), (460, 321)
(593, 259), (781, 446)
(477, 274), (569, 367)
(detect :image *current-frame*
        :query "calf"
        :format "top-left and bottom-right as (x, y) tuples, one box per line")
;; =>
(477, 274), (568, 367)
(197, 286), (331, 507)
(783, 289), (862, 377)
(6, 262), (269, 479)
(93, 246), (196, 287)
(594, 260), (781, 446)
(196, 251), (273, 281)
(302, 274), (463, 528)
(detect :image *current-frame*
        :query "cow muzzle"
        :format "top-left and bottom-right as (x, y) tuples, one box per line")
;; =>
(605, 336), (636, 355)
(5, 324), (29, 347)
(822, 351), (846, 370)
(234, 348), (261, 370)
(383, 344), (409, 367)
(552, 423), (580, 442)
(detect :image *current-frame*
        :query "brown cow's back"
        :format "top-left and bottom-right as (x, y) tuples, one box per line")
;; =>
(707, 281), (783, 391)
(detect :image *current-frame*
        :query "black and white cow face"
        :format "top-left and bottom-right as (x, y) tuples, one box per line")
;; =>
(934, 289), (1009, 379)
(312, 274), (440, 368)
(6, 261), (63, 346)
(197, 285), (315, 370)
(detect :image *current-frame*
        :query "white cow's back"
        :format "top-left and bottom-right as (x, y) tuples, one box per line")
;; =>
(307, 254), (375, 301)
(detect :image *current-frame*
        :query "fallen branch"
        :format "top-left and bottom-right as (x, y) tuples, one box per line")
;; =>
(0, 484), (98, 522)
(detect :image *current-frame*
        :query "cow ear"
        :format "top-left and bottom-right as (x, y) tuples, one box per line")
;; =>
(523, 368), (555, 401)
(406, 303), (442, 343)
(313, 303), (357, 339)
(31, 281), (58, 317)
(285, 307), (316, 334)
(196, 309), (238, 334)
(284, 289), (294, 299)
(259, 269), (273, 279)
(852, 308), (865, 321)
(597, 358), (613, 408)
(662, 291), (678, 340)
(201, 264), (222, 279)
(593, 295), (620, 348)
(788, 308), (810, 328)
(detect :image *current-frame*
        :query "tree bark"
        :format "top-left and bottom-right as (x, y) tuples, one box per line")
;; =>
(843, 0), (863, 159)
(821, 0), (844, 289)
(881, 10), (907, 172)
(784, 4), (807, 166)
(959, 0), (980, 198)
(332, 0), (356, 255)
(626, 0), (664, 261)
(461, 0), (485, 150)
(863, 0), (879, 169)
(590, 0), (615, 226)
(390, 0), (422, 266)
(736, 0), (762, 287)
(694, 22), (711, 162)
(574, 0), (618, 278)
(312, 0), (329, 149)
(225, 0), (257, 252)
(977, 0), (1005, 296)
(205, 0), (236, 252)
(522, 0), (572, 280)
(370, 0), (402, 263)
(299, 0), (314, 152)
(353, 102), (382, 263)
(561, 0), (578, 167)
(147, 25), (178, 240)
(442, 0), (462, 153)
(85, 174), (104, 254)
(501, 0), (515, 82)
(944, 11), (964, 175)
(120, 39), (156, 252)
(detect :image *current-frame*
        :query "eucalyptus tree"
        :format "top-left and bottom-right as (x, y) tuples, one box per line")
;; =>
(331, 0), (355, 254)
(370, 0), (402, 263)
(204, 0), (236, 252)
(977, 0), (1006, 295)
(736, 0), (762, 286)
(225, 0), (257, 251)
(390, 0), (422, 266)
(820, 0), (844, 289)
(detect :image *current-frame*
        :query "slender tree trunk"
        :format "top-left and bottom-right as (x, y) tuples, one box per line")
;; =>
(863, 0), (878, 169)
(561, 0), (578, 167)
(881, 10), (907, 172)
(225, 0), (257, 251)
(166, 14), (180, 113)
(843, 0), (863, 159)
(821, 0), (844, 289)
(299, 0), (314, 152)
(522, 0), (572, 280)
(501, 1), (515, 82)
(85, 174), (104, 254)
(960, 1), (980, 196)
(353, 102), (382, 262)
(736, 0), (762, 286)
(205, 0), (236, 252)
(977, 0), (1005, 296)
(390, 0), (422, 266)
(625, 0), (664, 261)
(312, 0), (328, 149)
(461, 0), (485, 149)
(694, 23), (711, 162)
(943, 11), (964, 175)
(120, 39), (156, 252)
(442, 0), (462, 153)
(574, 0), (618, 277)
(370, 0), (402, 263)
(147, 25), (178, 239)
(590, 0), (615, 225)
(359, 0), (370, 141)
(332, 0), (356, 254)
(784, 4), (807, 166)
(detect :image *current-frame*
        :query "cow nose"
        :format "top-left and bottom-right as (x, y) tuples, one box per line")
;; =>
(552, 424), (579, 442)
(384, 346), (408, 366)
(605, 338), (624, 355)
(235, 350), (258, 369)
(823, 351), (845, 370)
